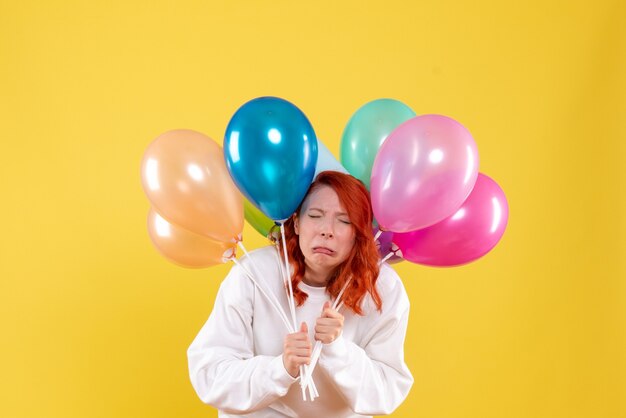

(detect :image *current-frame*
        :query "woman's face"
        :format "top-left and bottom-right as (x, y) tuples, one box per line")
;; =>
(294, 185), (356, 279)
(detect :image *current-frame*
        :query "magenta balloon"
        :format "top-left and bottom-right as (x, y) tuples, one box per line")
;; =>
(393, 173), (508, 267)
(370, 114), (479, 232)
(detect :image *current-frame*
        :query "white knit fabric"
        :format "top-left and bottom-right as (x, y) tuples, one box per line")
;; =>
(187, 246), (413, 417)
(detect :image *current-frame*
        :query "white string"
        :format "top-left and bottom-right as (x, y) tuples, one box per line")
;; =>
(373, 229), (383, 241)
(302, 250), (393, 396)
(232, 258), (293, 333)
(379, 251), (394, 265)
(333, 277), (352, 310)
(278, 223), (316, 401)
(279, 223), (298, 330)
(301, 277), (353, 396)
(237, 241), (294, 333)
(274, 239), (294, 326)
(235, 253), (318, 399)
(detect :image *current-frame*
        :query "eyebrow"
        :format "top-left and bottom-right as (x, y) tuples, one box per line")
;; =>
(307, 207), (349, 217)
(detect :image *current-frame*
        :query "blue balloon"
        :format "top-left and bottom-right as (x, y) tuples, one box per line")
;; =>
(224, 97), (318, 222)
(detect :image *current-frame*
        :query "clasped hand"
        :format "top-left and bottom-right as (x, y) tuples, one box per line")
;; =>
(282, 301), (344, 377)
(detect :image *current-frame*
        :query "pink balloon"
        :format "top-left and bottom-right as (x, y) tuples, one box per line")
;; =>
(370, 114), (479, 232)
(393, 173), (508, 267)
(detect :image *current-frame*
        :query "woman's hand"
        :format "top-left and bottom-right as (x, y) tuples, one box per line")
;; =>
(282, 322), (311, 378)
(315, 301), (344, 344)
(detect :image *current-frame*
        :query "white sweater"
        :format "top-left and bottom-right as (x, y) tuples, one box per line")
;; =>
(187, 246), (413, 417)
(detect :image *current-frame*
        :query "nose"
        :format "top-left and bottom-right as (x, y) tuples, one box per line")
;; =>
(320, 220), (334, 238)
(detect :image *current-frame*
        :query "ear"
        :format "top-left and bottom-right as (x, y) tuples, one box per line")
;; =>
(293, 215), (299, 235)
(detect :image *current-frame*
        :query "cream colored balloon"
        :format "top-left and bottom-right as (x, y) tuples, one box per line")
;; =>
(147, 208), (236, 268)
(141, 129), (243, 243)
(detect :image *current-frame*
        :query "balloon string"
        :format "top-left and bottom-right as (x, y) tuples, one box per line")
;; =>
(278, 223), (313, 401)
(271, 242), (295, 307)
(302, 247), (395, 395)
(274, 244), (287, 286)
(380, 251), (394, 265)
(373, 229), (383, 241)
(236, 244), (319, 397)
(333, 277), (352, 309)
(238, 242), (319, 397)
(304, 250), (394, 390)
(279, 223), (298, 331)
(232, 258), (293, 333)
(302, 250), (395, 395)
(237, 241), (294, 333)
(301, 277), (352, 397)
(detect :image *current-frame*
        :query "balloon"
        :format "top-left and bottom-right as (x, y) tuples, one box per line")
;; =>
(244, 198), (276, 238)
(147, 208), (236, 268)
(224, 97), (318, 221)
(243, 138), (345, 238)
(370, 114), (479, 232)
(340, 99), (416, 189)
(141, 129), (243, 242)
(374, 227), (403, 264)
(393, 173), (508, 267)
(314, 139), (349, 179)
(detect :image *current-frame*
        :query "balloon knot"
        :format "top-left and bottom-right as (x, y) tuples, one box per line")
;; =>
(390, 243), (403, 258)
(222, 247), (237, 263)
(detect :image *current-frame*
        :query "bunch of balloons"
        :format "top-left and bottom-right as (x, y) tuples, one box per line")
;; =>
(343, 99), (509, 267)
(140, 130), (243, 268)
(232, 98), (509, 267)
(140, 96), (508, 269)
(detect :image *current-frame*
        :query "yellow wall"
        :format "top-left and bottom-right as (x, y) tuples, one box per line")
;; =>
(1, 1), (624, 417)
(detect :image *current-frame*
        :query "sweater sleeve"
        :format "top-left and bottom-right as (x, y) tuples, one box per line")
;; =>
(187, 264), (297, 414)
(317, 267), (414, 415)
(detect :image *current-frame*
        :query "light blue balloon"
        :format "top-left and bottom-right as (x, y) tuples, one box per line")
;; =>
(314, 139), (349, 179)
(224, 97), (318, 222)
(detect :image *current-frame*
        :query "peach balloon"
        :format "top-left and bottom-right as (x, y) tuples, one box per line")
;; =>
(141, 129), (243, 243)
(147, 208), (236, 268)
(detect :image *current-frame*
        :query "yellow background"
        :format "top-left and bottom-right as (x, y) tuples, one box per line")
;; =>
(1, 0), (624, 417)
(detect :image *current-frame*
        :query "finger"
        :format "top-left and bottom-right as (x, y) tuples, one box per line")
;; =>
(316, 318), (341, 327)
(288, 331), (310, 341)
(315, 324), (342, 335)
(315, 321), (342, 334)
(285, 344), (312, 356)
(289, 349), (311, 359)
(315, 324), (338, 334)
(323, 308), (343, 319)
(300, 321), (308, 333)
(291, 340), (312, 350)
(290, 351), (312, 360)
(321, 304), (340, 317)
(292, 349), (311, 358)
(292, 356), (311, 366)
(314, 333), (333, 344)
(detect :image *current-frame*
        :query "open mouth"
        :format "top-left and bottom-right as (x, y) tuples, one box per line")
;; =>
(313, 247), (335, 255)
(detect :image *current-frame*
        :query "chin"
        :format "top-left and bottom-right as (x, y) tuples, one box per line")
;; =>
(308, 254), (337, 267)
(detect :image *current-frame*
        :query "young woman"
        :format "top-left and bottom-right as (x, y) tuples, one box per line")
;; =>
(187, 171), (413, 417)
